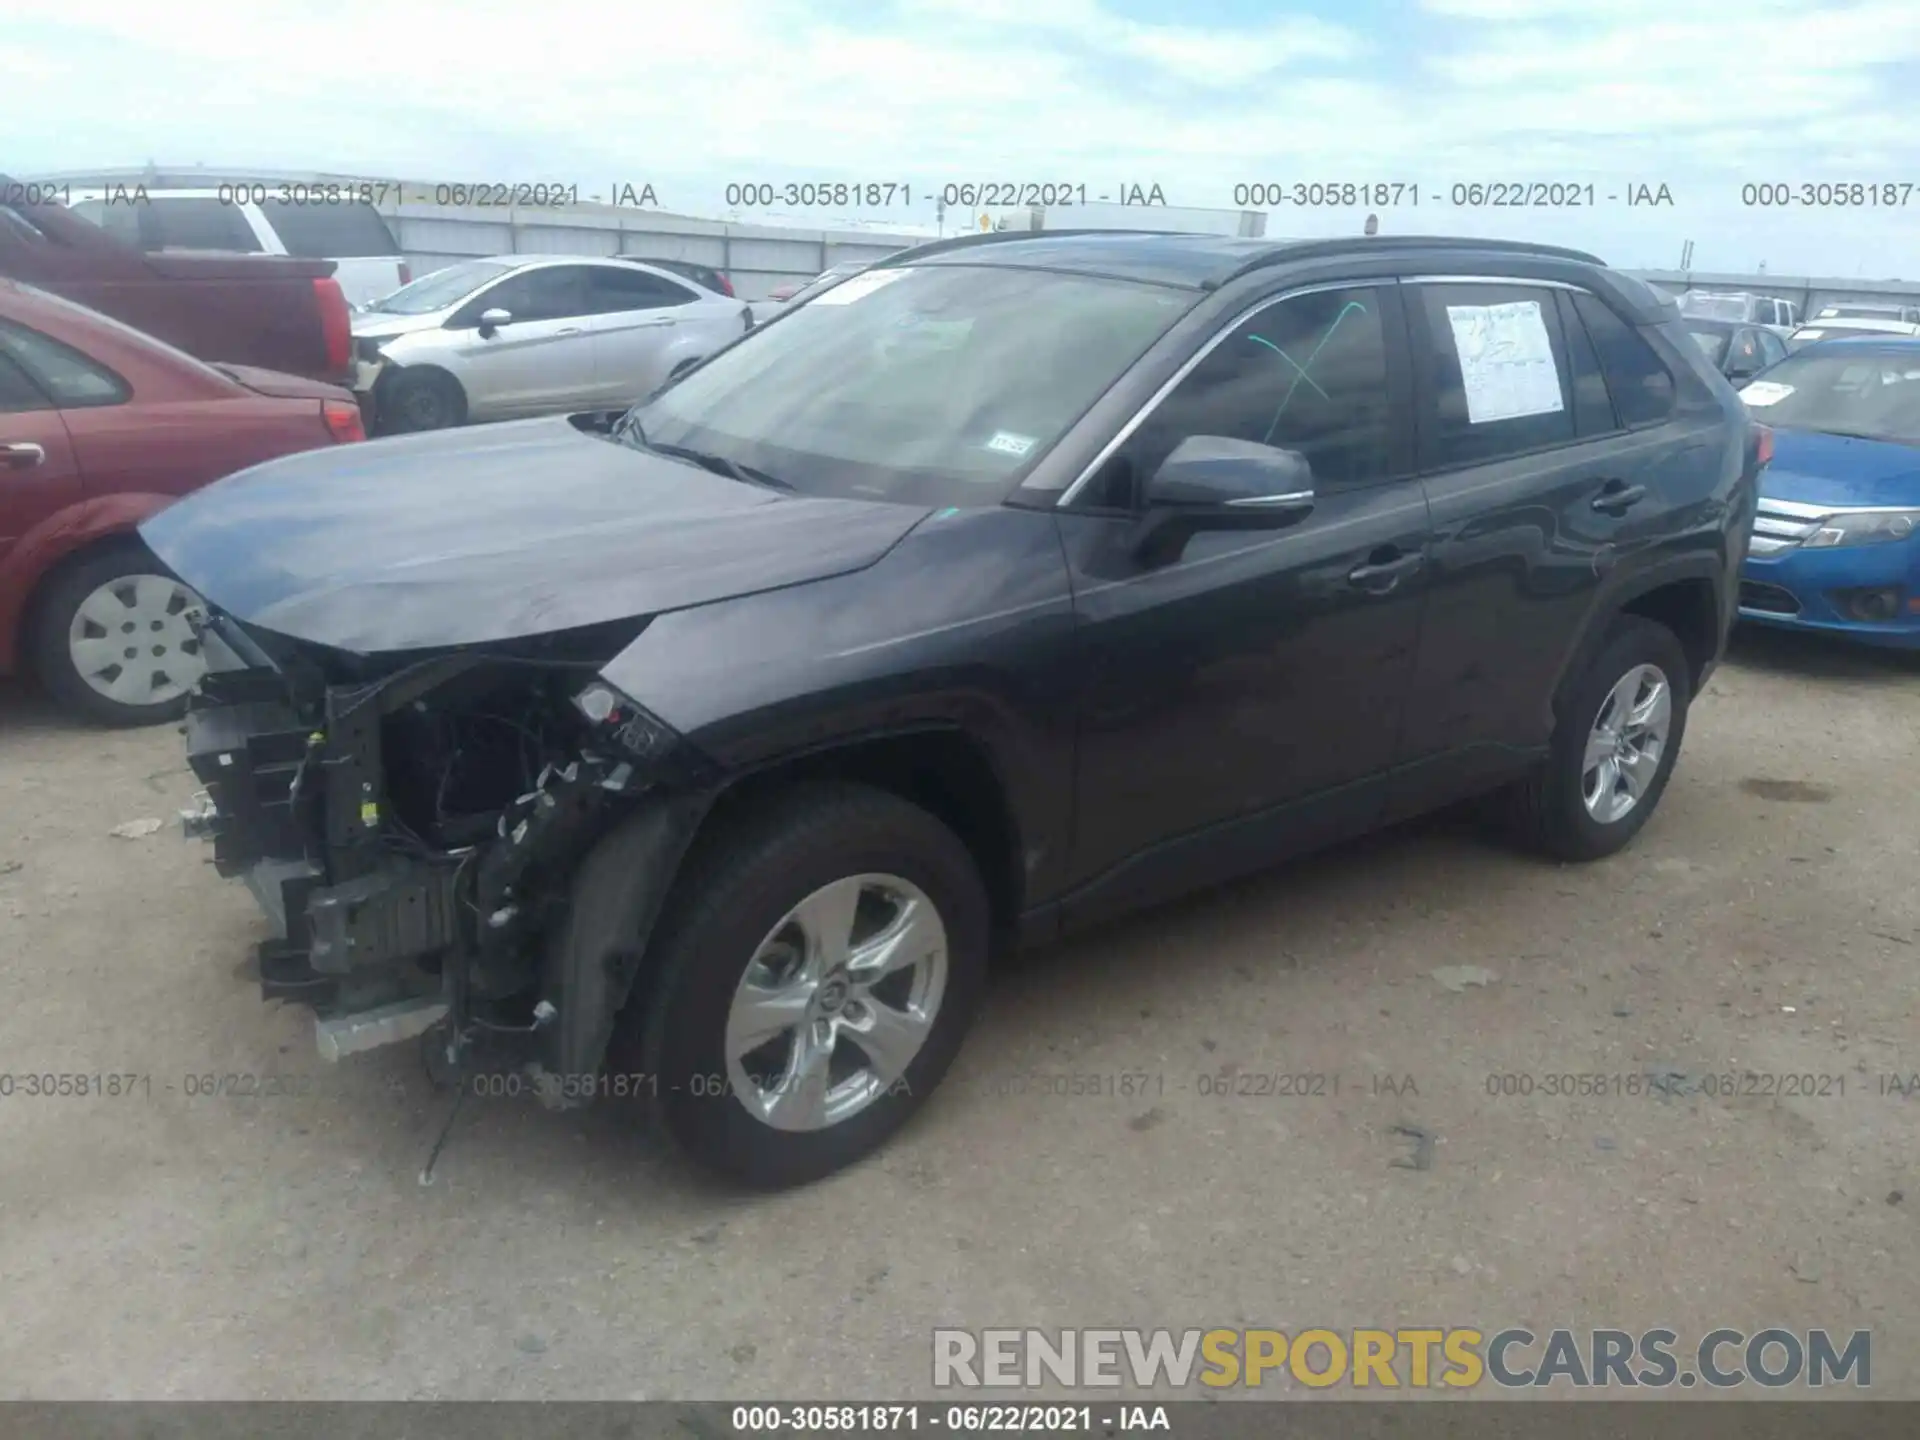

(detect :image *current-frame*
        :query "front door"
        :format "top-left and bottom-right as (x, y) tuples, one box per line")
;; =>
(1056, 281), (1431, 916)
(444, 265), (598, 416)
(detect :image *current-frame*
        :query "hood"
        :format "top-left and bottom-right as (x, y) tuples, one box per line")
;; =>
(1761, 428), (1920, 509)
(349, 310), (446, 341)
(139, 416), (930, 654)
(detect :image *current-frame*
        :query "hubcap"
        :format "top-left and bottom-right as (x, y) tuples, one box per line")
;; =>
(724, 873), (948, 1133)
(1581, 663), (1672, 824)
(67, 573), (206, 708)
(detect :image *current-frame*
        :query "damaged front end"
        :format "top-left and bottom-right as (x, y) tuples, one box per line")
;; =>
(179, 609), (714, 1095)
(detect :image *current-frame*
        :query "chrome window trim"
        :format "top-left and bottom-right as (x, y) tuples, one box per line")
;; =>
(1055, 280), (1381, 508)
(1398, 275), (1585, 291)
(1225, 489), (1315, 508)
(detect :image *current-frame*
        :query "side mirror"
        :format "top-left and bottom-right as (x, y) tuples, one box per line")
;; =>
(1132, 436), (1316, 564)
(477, 307), (512, 336)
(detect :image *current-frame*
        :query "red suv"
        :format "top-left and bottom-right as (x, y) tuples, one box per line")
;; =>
(0, 280), (363, 725)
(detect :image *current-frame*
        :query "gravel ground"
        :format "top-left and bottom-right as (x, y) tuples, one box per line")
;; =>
(1, 625), (1916, 1401)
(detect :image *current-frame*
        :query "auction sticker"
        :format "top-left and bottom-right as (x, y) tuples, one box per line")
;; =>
(812, 268), (916, 305)
(1739, 381), (1794, 406)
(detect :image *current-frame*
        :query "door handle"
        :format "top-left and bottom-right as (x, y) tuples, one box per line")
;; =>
(556, 327), (584, 336)
(0, 442), (46, 469)
(1591, 480), (1647, 514)
(1347, 550), (1422, 593)
(633, 317), (676, 329)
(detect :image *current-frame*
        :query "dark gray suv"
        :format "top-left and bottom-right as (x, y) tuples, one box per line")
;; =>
(147, 231), (1765, 1187)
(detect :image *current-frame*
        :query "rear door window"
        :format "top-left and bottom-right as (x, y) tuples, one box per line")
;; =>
(257, 200), (398, 258)
(585, 266), (698, 314)
(69, 199), (143, 247)
(1570, 292), (1675, 428)
(1409, 282), (1576, 467)
(1554, 290), (1619, 436)
(0, 320), (130, 406)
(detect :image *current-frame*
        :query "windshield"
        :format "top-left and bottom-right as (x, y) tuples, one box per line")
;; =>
(784, 264), (868, 307)
(1687, 328), (1731, 365)
(622, 264), (1194, 506)
(1741, 350), (1920, 445)
(1680, 293), (1750, 321)
(366, 259), (513, 314)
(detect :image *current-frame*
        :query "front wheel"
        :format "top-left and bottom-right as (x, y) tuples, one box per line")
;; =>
(627, 784), (990, 1188)
(378, 367), (466, 433)
(1503, 616), (1693, 861)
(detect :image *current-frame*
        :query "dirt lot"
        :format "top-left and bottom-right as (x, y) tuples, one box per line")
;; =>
(1, 626), (1917, 1401)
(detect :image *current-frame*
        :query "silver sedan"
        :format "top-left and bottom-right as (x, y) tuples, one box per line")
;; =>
(351, 255), (753, 432)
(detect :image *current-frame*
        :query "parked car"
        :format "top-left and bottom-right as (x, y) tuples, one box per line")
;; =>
(0, 279), (362, 725)
(0, 179), (353, 386)
(1734, 337), (1920, 645)
(349, 255), (753, 432)
(146, 231), (1759, 1187)
(765, 260), (870, 304)
(67, 188), (409, 311)
(1684, 316), (1790, 382)
(1787, 317), (1920, 350)
(633, 257), (734, 297)
(1678, 290), (1798, 334)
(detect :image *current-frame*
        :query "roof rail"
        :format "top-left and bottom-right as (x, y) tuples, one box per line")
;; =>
(878, 228), (1178, 264)
(1211, 234), (1607, 288)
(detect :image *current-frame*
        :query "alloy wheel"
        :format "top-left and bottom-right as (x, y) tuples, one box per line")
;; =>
(724, 873), (948, 1132)
(1580, 663), (1672, 824)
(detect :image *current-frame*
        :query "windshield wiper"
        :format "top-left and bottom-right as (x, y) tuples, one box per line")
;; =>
(1812, 426), (1905, 444)
(616, 419), (793, 491)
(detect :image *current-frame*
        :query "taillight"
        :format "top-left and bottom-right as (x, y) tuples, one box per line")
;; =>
(398, 261), (412, 286)
(323, 398), (366, 443)
(1754, 423), (1774, 468)
(314, 276), (351, 376)
(718, 274), (735, 296)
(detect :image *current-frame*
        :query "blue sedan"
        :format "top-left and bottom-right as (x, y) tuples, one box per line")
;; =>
(1736, 337), (1920, 647)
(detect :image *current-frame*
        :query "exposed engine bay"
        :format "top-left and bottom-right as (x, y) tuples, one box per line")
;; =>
(179, 609), (713, 1094)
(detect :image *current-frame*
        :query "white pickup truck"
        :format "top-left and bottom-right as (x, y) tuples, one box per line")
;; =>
(67, 189), (409, 311)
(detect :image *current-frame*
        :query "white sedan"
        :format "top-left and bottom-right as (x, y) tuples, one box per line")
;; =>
(350, 255), (753, 432)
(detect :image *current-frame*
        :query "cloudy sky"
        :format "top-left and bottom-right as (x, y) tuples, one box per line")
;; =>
(7, 0), (1919, 275)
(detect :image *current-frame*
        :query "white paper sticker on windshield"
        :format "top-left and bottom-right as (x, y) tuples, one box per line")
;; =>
(1739, 381), (1794, 407)
(985, 431), (1036, 457)
(810, 267), (915, 305)
(1446, 301), (1565, 424)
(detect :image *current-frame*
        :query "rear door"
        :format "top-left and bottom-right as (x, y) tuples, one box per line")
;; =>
(1389, 277), (1696, 818)
(581, 266), (744, 405)
(579, 265), (701, 405)
(443, 265), (597, 416)
(0, 341), (80, 569)
(1057, 280), (1431, 910)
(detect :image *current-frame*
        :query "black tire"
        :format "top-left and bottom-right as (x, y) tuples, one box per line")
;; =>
(626, 782), (990, 1188)
(379, 367), (466, 433)
(30, 543), (206, 727)
(1503, 615), (1693, 862)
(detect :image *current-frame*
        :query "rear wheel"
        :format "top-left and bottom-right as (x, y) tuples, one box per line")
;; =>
(1503, 616), (1692, 861)
(31, 543), (208, 726)
(624, 783), (990, 1188)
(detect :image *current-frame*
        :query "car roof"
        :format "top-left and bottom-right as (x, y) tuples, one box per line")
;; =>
(879, 229), (1609, 291)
